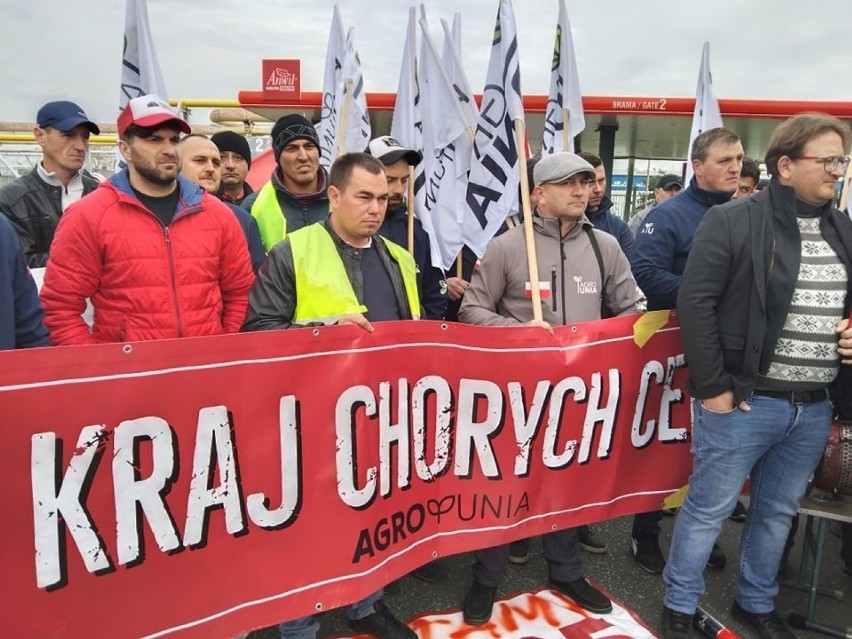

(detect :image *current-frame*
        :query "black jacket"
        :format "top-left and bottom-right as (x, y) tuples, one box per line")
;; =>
(0, 167), (100, 267)
(677, 179), (852, 404)
(378, 203), (447, 320)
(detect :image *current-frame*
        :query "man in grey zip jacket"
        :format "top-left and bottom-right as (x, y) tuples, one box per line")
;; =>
(458, 152), (643, 626)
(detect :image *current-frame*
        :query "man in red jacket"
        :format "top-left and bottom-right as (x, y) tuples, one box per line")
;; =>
(40, 94), (254, 344)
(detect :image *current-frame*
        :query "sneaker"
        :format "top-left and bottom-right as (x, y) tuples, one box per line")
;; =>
(729, 500), (747, 522)
(631, 532), (665, 574)
(579, 525), (608, 554)
(413, 560), (444, 583)
(731, 601), (795, 639)
(463, 580), (497, 626)
(659, 606), (694, 639)
(349, 600), (417, 639)
(548, 576), (612, 614)
(706, 543), (726, 569)
(508, 539), (531, 564)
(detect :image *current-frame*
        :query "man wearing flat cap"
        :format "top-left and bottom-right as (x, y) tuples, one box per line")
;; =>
(210, 130), (255, 206)
(0, 100), (101, 267)
(628, 173), (683, 237)
(458, 152), (642, 625)
(243, 114), (329, 251)
(368, 135), (448, 320)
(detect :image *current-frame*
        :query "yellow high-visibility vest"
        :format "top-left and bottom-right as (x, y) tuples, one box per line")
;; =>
(288, 224), (421, 325)
(250, 182), (287, 251)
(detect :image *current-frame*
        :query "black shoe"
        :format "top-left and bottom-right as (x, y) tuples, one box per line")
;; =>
(579, 525), (608, 554)
(631, 532), (665, 574)
(843, 561), (852, 576)
(706, 543), (726, 569)
(349, 600), (416, 639)
(463, 581), (497, 626)
(413, 560), (444, 583)
(659, 606), (695, 639)
(548, 576), (612, 614)
(731, 601), (795, 639)
(508, 538), (531, 564)
(729, 500), (748, 522)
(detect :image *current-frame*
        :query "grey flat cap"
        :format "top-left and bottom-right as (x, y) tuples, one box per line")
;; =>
(533, 152), (596, 185)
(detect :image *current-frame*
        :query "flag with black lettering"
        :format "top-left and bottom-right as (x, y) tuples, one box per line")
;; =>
(316, 7), (370, 168)
(686, 42), (723, 181)
(116, 0), (168, 170)
(541, 0), (585, 154)
(462, 0), (526, 259)
(416, 18), (474, 271)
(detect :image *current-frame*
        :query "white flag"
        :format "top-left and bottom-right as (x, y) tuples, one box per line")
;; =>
(541, 0), (585, 154)
(416, 18), (474, 272)
(440, 18), (478, 128)
(316, 5), (346, 168)
(686, 42), (724, 182)
(390, 7), (421, 152)
(338, 27), (371, 154)
(116, 0), (168, 169)
(462, 0), (525, 259)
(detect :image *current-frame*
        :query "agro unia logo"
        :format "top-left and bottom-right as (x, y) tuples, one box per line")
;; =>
(266, 67), (297, 92)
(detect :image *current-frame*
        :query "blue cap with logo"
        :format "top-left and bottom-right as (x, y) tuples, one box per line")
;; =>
(36, 101), (100, 135)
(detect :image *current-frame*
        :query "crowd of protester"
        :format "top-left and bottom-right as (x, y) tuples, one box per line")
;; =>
(2, 94), (852, 639)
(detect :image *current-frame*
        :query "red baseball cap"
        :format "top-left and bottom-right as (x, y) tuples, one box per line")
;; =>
(117, 94), (191, 137)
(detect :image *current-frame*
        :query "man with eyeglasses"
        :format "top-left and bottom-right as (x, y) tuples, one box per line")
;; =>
(660, 114), (852, 639)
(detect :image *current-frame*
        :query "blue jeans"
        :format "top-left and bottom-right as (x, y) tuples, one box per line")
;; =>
(278, 590), (383, 639)
(663, 394), (832, 614)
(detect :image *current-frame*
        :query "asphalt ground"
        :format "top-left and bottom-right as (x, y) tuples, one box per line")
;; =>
(246, 500), (851, 639)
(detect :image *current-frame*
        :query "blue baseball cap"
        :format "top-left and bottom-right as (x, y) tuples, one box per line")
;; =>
(36, 101), (100, 135)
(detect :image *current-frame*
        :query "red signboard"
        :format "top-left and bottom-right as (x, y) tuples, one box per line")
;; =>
(262, 58), (301, 101)
(0, 316), (691, 638)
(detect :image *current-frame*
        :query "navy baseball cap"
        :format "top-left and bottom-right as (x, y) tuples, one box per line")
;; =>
(36, 101), (100, 135)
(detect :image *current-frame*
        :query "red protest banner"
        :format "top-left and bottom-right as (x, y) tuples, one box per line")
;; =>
(0, 314), (691, 639)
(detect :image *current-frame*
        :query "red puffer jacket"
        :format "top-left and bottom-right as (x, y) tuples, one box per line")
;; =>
(41, 172), (254, 344)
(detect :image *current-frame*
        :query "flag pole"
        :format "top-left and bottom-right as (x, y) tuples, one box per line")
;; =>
(514, 118), (542, 322)
(407, 166), (415, 254)
(337, 79), (354, 157)
(562, 108), (571, 151)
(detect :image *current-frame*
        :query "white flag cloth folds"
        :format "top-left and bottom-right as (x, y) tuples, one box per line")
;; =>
(116, 0), (168, 169)
(462, 0), (525, 258)
(541, 0), (585, 154)
(316, 6), (370, 169)
(686, 42), (723, 181)
(416, 19), (475, 272)
(390, 7), (420, 152)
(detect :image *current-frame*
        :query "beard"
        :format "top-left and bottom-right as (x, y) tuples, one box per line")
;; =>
(136, 163), (178, 188)
(388, 195), (405, 210)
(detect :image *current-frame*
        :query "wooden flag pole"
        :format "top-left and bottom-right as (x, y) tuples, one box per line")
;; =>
(514, 118), (542, 322)
(562, 107), (571, 151)
(406, 165), (415, 254)
(337, 80), (354, 158)
(456, 252), (463, 279)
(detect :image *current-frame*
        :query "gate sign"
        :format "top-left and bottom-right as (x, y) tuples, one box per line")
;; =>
(262, 59), (301, 100)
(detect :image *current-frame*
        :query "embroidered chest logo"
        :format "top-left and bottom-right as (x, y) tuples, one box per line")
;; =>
(573, 275), (598, 295)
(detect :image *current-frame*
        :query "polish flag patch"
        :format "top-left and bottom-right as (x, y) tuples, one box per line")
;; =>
(525, 281), (552, 298)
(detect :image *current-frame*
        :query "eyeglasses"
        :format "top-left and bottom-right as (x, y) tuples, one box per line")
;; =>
(794, 155), (851, 174)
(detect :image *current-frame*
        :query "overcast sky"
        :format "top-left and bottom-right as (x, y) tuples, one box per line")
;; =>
(1, 0), (851, 125)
